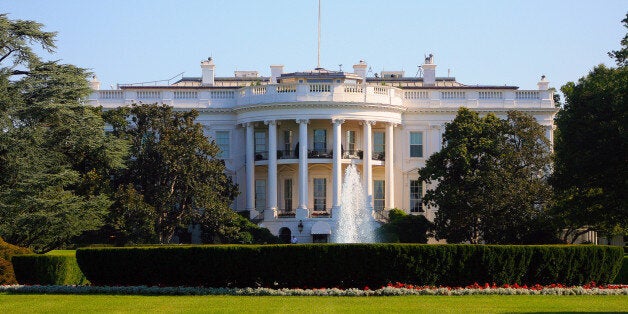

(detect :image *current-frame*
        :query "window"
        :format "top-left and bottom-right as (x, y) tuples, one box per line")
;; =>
(410, 132), (423, 157)
(255, 131), (267, 159)
(410, 180), (424, 213)
(373, 131), (385, 160)
(346, 130), (356, 156)
(283, 130), (293, 157)
(313, 129), (327, 153)
(284, 179), (293, 212)
(255, 179), (266, 211)
(215, 131), (230, 158)
(374, 180), (385, 211)
(313, 178), (326, 211)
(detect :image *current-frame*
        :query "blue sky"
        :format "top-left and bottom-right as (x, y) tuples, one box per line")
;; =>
(4, 0), (626, 91)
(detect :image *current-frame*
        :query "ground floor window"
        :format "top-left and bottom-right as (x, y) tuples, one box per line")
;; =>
(255, 179), (266, 211)
(313, 178), (326, 211)
(410, 180), (424, 213)
(374, 180), (385, 211)
(312, 234), (328, 243)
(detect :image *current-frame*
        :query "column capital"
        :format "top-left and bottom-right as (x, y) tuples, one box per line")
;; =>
(363, 120), (377, 126)
(296, 118), (310, 124)
(264, 120), (277, 126)
(242, 122), (255, 128)
(387, 122), (400, 128)
(332, 118), (345, 125)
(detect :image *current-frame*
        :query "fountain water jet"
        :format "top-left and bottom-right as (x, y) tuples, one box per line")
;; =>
(333, 163), (379, 243)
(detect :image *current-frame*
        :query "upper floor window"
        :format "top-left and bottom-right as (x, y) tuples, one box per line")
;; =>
(346, 130), (356, 155)
(215, 131), (230, 158)
(410, 132), (423, 158)
(373, 131), (385, 154)
(313, 129), (327, 153)
(255, 131), (267, 159)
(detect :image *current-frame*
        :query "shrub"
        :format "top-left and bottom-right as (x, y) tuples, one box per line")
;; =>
(13, 250), (88, 285)
(0, 237), (32, 284)
(76, 244), (623, 288)
(613, 255), (628, 284)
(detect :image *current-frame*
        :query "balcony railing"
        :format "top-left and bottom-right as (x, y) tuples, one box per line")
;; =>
(88, 83), (553, 109)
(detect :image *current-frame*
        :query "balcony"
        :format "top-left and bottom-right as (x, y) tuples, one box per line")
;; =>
(88, 83), (554, 110)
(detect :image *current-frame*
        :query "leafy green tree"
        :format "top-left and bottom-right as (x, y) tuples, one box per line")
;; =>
(419, 108), (553, 244)
(0, 14), (127, 252)
(104, 104), (240, 243)
(552, 65), (627, 242)
(608, 12), (628, 67)
(377, 208), (432, 243)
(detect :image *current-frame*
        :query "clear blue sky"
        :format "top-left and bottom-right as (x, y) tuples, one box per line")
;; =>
(4, 0), (627, 91)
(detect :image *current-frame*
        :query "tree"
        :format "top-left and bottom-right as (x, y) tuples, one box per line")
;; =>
(552, 64), (627, 242)
(377, 209), (432, 243)
(103, 104), (240, 243)
(419, 108), (554, 244)
(608, 12), (628, 67)
(0, 14), (127, 252)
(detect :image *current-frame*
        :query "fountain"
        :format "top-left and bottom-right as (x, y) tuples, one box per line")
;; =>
(332, 163), (379, 243)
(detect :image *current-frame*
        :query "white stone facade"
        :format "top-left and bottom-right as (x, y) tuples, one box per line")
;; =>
(88, 57), (557, 243)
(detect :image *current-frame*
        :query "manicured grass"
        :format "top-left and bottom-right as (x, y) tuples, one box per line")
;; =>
(45, 250), (76, 256)
(0, 294), (626, 313)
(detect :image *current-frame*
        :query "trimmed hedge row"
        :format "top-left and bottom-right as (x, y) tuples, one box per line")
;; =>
(13, 251), (88, 285)
(613, 255), (628, 284)
(76, 244), (623, 288)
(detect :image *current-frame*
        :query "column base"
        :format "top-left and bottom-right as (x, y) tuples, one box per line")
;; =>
(248, 209), (261, 220)
(264, 207), (277, 220)
(296, 207), (309, 220)
(331, 205), (341, 220)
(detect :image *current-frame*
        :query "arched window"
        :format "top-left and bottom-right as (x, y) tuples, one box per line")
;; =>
(279, 227), (292, 244)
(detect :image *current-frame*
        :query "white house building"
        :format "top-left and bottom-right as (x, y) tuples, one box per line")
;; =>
(87, 55), (557, 243)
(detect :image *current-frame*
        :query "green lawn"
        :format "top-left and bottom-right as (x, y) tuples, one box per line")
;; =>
(0, 294), (626, 313)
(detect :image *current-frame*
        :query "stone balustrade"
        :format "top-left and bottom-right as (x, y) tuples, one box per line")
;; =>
(88, 83), (553, 109)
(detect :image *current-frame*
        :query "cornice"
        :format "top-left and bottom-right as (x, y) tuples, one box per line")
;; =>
(405, 107), (559, 114)
(233, 102), (407, 114)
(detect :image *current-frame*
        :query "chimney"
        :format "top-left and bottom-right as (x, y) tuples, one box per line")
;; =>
(353, 60), (368, 79)
(537, 75), (549, 90)
(422, 54), (436, 86)
(270, 65), (284, 84)
(201, 57), (215, 86)
(90, 75), (101, 90)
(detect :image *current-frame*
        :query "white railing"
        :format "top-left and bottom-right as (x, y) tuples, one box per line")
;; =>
(404, 91), (429, 99)
(344, 84), (363, 93)
(479, 91), (503, 99)
(309, 83), (330, 93)
(174, 91), (198, 99)
(373, 86), (387, 95)
(516, 91), (540, 99)
(277, 84), (297, 93)
(137, 91), (161, 99)
(89, 85), (553, 110)
(441, 91), (466, 99)
(99, 90), (123, 99)
(211, 90), (235, 99)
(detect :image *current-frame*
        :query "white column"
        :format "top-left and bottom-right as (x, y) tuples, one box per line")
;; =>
(385, 122), (395, 209)
(363, 120), (374, 210)
(245, 122), (255, 215)
(266, 120), (278, 219)
(332, 119), (344, 213)
(297, 119), (309, 210)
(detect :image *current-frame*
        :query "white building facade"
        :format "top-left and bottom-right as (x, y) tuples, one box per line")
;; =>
(88, 56), (557, 243)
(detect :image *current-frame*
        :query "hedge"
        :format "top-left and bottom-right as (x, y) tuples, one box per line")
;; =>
(76, 244), (623, 288)
(13, 250), (88, 285)
(0, 237), (31, 285)
(613, 255), (628, 284)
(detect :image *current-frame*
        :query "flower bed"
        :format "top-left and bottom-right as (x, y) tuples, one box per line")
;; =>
(1, 283), (626, 296)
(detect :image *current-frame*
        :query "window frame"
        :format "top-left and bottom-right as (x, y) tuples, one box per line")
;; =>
(409, 131), (423, 158)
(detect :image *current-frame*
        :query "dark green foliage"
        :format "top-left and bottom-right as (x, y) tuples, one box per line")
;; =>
(608, 13), (628, 67)
(76, 244), (622, 288)
(613, 255), (628, 284)
(420, 108), (554, 244)
(102, 104), (239, 244)
(201, 213), (279, 244)
(12, 251), (87, 285)
(0, 237), (32, 284)
(378, 209), (432, 243)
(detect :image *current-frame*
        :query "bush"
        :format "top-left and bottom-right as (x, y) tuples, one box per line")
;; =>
(0, 237), (32, 284)
(76, 244), (623, 288)
(613, 255), (628, 284)
(378, 209), (432, 243)
(13, 250), (88, 285)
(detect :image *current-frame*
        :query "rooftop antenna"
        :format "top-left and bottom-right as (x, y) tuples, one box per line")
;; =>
(338, 64), (342, 72)
(317, 0), (321, 69)
(415, 65), (423, 77)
